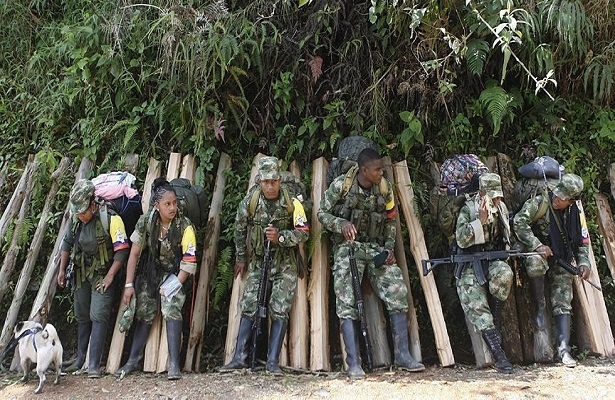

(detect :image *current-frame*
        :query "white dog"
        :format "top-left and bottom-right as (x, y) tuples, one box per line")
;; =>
(13, 320), (63, 394)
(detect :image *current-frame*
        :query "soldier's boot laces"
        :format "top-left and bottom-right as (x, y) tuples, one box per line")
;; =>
(166, 319), (183, 380)
(390, 313), (425, 372)
(64, 321), (91, 373)
(115, 322), (152, 378)
(219, 317), (253, 372)
(265, 319), (287, 375)
(555, 314), (577, 368)
(340, 319), (366, 379)
(88, 321), (108, 378)
(482, 328), (513, 374)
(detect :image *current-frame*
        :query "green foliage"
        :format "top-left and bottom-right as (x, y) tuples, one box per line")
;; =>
(399, 110), (423, 156)
(212, 246), (233, 310)
(478, 83), (521, 135)
(465, 39), (490, 76)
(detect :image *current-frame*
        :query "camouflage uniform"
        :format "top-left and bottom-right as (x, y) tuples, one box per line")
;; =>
(130, 210), (198, 323)
(455, 173), (513, 332)
(514, 173), (588, 366)
(235, 157), (309, 321)
(318, 170), (406, 319)
(513, 174), (590, 316)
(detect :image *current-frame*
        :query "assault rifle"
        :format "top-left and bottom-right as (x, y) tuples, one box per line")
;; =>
(251, 240), (272, 370)
(422, 249), (542, 285)
(556, 258), (602, 291)
(348, 242), (373, 372)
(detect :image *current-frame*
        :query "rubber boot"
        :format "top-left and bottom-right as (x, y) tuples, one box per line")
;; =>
(481, 328), (513, 374)
(340, 319), (365, 379)
(219, 317), (253, 372)
(389, 313), (425, 372)
(266, 319), (287, 375)
(115, 322), (152, 378)
(87, 321), (108, 378)
(166, 319), (183, 380)
(64, 321), (92, 372)
(555, 314), (577, 367)
(528, 276), (548, 330)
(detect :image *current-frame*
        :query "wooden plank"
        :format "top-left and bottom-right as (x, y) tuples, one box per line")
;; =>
(179, 155), (197, 180)
(384, 157), (421, 361)
(0, 155), (34, 248)
(166, 153), (182, 180)
(362, 278), (391, 367)
(595, 193), (615, 281)
(287, 161), (309, 370)
(185, 153), (231, 371)
(141, 158), (161, 213)
(393, 160), (455, 367)
(224, 153), (265, 364)
(308, 157), (331, 371)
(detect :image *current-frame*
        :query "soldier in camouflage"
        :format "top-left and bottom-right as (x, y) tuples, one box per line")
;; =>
(455, 173), (513, 374)
(220, 156), (309, 375)
(56, 179), (130, 377)
(318, 148), (424, 379)
(514, 173), (590, 367)
(117, 178), (198, 380)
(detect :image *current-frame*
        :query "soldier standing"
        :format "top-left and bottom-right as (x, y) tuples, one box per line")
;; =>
(56, 179), (130, 377)
(514, 173), (590, 367)
(220, 156), (309, 374)
(455, 173), (514, 373)
(318, 148), (424, 378)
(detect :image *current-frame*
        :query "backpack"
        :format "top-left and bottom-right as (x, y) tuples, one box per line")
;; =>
(248, 171), (311, 219)
(430, 154), (488, 243)
(518, 155), (565, 179)
(440, 154), (489, 195)
(166, 178), (209, 228)
(326, 136), (379, 187)
(510, 156), (564, 215)
(92, 171), (143, 237)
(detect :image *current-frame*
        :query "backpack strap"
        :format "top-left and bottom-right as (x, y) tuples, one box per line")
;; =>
(535, 189), (550, 220)
(248, 186), (294, 220)
(341, 164), (389, 198)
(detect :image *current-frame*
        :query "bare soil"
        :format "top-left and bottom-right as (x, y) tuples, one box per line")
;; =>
(1, 356), (614, 400)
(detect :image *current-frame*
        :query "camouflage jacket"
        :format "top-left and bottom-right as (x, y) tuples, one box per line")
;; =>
(318, 174), (397, 250)
(235, 188), (309, 264)
(456, 194), (511, 249)
(513, 193), (590, 267)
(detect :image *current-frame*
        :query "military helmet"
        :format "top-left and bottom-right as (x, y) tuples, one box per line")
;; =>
(553, 173), (583, 201)
(69, 179), (95, 215)
(258, 156), (281, 180)
(479, 173), (504, 199)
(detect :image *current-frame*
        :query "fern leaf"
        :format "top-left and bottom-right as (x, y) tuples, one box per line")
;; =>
(479, 85), (509, 135)
(465, 39), (490, 76)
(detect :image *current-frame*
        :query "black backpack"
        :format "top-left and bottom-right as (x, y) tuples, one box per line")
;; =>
(167, 178), (209, 227)
(326, 136), (379, 187)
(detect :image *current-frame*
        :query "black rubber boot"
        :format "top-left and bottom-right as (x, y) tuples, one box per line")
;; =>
(87, 321), (108, 378)
(340, 319), (365, 379)
(115, 322), (152, 378)
(555, 314), (577, 367)
(482, 328), (513, 374)
(219, 317), (253, 372)
(266, 319), (287, 375)
(529, 276), (548, 330)
(64, 321), (92, 372)
(166, 319), (183, 380)
(390, 312), (425, 372)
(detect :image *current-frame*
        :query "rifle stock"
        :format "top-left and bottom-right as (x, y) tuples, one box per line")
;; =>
(348, 242), (373, 371)
(251, 240), (272, 370)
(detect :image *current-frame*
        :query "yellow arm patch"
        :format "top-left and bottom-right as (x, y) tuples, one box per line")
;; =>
(292, 198), (309, 230)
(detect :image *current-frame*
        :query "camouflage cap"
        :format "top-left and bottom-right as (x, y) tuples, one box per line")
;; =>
(553, 173), (583, 201)
(69, 179), (95, 216)
(258, 156), (281, 180)
(479, 173), (503, 199)
(118, 296), (136, 333)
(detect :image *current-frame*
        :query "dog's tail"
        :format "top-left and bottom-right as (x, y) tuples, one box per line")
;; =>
(42, 323), (59, 342)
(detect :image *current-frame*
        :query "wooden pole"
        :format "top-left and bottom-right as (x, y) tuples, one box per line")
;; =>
(184, 153), (231, 371)
(309, 157), (331, 371)
(223, 154), (265, 364)
(287, 161), (309, 370)
(0, 156), (41, 354)
(595, 193), (615, 281)
(0, 156), (34, 249)
(106, 158), (160, 374)
(384, 157), (421, 361)
(393, 160), (455, 367)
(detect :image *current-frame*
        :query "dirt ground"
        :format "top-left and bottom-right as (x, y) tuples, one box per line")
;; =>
(1, 356), (613, 400)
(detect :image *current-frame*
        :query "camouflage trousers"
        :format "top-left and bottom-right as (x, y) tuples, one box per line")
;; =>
(134, 275), (186, 324)
(241, 258), (297, 321)
(525, 255), (573, 315)
(332, 241), (408, 320)
(456, 260), (513, 331)
(74, 274), (117, 323)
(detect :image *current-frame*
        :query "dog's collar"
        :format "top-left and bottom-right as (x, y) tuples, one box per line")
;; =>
(16, 327), (43, 353)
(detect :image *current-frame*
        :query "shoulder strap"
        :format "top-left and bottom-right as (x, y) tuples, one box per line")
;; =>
(248, 186), (295, 219)
(535, 189), (550, 220)
(341, 164), (359, 198)
(99, 204), (109, 232)
(281, 186), (294, 215)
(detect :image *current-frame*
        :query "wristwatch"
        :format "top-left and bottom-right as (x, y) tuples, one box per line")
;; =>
(278, 234), (285, 243)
